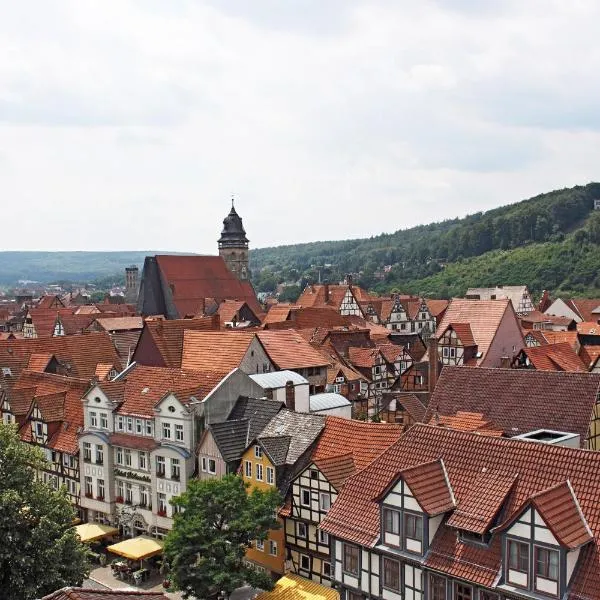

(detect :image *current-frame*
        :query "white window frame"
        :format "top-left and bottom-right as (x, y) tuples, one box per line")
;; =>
(245, 460), (252, 478)
(266, 466), (275, 485)
(301, 488), (311, 507)
(256, 463), (263, 481)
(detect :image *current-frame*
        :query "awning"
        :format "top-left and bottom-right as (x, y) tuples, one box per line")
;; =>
(74, 522), (119, 543)
(255, 574), (339, 600)
(107, 536), (164, 561)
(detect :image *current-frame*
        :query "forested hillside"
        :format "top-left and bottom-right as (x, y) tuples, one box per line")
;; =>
(250, 183), (600, 299)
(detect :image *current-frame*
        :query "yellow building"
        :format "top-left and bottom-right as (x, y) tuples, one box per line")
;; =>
(240, 410), (326, 579)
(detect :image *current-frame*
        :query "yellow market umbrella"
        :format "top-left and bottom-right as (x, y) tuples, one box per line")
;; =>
(107, 536), (164, 561)
(74, 522), (119, 543)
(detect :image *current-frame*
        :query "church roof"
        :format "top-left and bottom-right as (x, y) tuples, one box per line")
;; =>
(218, 203), (248, 244)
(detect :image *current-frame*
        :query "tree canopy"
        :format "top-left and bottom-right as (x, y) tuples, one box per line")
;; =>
(164, 474), (282, 599)
(0, 423), (89, 600)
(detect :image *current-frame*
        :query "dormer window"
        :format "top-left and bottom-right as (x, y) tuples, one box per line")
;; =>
(536, 546), (559, 583)
(507, 540), (529, 587)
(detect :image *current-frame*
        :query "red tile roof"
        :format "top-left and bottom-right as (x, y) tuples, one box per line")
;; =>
(297, 284), (367, 314)
(347, 347), (381, 369)
(256, 330), (330, 370)
(522, 341), (587, 372)
(110, 432), (158, 451)
(320, 424), (600, 594)
(445, 322), (476, 347)
(0, 332), (121, 381)
(263, 306), (350, 331)
(540, 329), (580, 350)
(155, 255), (263, 318)
(98, 364), (226, 418)
(135, 316), (220, 368)
(426, 366), (600, 442)
(580, 345), (600, 369)
(520, 480), (592, 549)
(312, 416), (403, 477)
(398, 459), (455, 515)
(435, 298), (518, 365)
(181, 330), (255, 372)
(95, 317), (144, 332)
(12, 370), (91, 454)
(577, 321), (600, 335)
(435, 411), (505, 436)
(393, 393), (427, 423)
(37, 295), (66, 310)
(567, 298), (600, 323)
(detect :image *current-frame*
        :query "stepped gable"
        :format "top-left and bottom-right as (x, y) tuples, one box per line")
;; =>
(320, 424), (600, 591)
(425, 366), (600, 443)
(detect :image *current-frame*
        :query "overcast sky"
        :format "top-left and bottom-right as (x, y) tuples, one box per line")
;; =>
(1, 1), (599, 252)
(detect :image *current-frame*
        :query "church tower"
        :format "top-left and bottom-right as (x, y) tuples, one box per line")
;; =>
(218, 200), (249, 280)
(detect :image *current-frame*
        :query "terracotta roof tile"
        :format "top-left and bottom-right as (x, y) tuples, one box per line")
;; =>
(435, 298), (516, 365)
(540, 329), (580, 350)
(98, 364), (226, 418)
(398, 459), (455, 515)
(392, 393), (427, 422)
(567, 298), (600, 323)
(110, 432), (159, 451)
(95, 317), (144, 331)
(314, 453), (357, 491)
(522, 341), (587, 372)
(580, 345), (600, 369)
(320, 424), (600, 595)
(426, 366), (600, 442)
(347, 347), (380, 369)
(256, 330), (330, 370)
(436, 411), (505, 436)
(181, 330), (255, 372)
(155, 255), (263, 318)
(578, 321), (600, 335)
(42, 588), (169, 600)
(135, 316), (220, 368)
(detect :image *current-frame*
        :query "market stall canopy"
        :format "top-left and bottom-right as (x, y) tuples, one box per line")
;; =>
(74, 522), (119, 543)
(107, 536), (164, 560)
(255, 574), (339, 600)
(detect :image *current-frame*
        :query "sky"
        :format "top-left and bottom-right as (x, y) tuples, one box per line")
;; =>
(1, 0), (600, 252)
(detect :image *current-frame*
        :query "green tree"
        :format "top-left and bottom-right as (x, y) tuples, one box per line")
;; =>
(0, 423), (89, 600)
(164, 474), (282, 599)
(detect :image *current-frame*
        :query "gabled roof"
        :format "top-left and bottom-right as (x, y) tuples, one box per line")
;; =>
(134, 316), (220, 368)
(566, 298), (600, 323)
(313, 453), (357, 491)
(539, 329), (580, 350)
(206, 419), (252, 462)
(258, 409), (325, 465)
(152, 255), (262, 318)
(310, 416), (403, 489)
(320, 424), (600, 591)
(396, 459), (455, 516)
(499, 480), (593, 550)
(440, 322), (476, 347)
(217, 300), (251, 324)
(256, 330), (329, 369)
(97, 364), (226, 418)
(435, 298), (518, 365)
(347, 346), (381, 369)
(95, 317), (144, 332)
(520, 341), (587, 372)
(11, 370), (91, 453)
(37, 295), (66, 310)
(181, 330), (255, 372)
(446, 470), (517, 534)
(435, 411), (505, 436)
(392, 393), (427, 422)
(259, 435), (292, 466)
(0, 332), (121, 381)
(426, 366), (600, 442)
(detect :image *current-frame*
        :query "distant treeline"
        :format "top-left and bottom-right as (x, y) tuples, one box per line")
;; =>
(250, 183), (600, 298)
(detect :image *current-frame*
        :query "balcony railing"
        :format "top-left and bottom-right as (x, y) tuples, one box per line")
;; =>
(171, 472), (180, 481)
(156, 469), (166, 478)
(96, 495), (104, 501)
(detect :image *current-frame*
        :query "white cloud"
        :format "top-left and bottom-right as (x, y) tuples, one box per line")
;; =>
(0, 0), (598, 252)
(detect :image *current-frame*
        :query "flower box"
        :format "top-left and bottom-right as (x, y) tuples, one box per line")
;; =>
(115, 496), (124, 503)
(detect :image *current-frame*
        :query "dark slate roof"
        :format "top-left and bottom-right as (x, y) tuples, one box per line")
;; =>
(209, 419), (252, 462)
(227, 396), (284, 441)
(218, 204), (248, 244)
(260, 435), (292, 466)
(259, 409), (326, 464)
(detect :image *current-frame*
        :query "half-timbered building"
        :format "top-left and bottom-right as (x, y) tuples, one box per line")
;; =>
(321, 424), (600, 600)
(283, 417), (403, 586)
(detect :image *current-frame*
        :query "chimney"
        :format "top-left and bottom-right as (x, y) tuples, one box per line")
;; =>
(285, 381), (295, 411)
(428, 336), (439, 395)
(265, 388), (273, 400)
(324, 281), (330, 304)
(347, 274), (353, 288)
(500, 355), (511, 369)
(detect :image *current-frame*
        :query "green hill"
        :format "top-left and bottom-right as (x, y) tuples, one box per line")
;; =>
(249, 183), (600, 299)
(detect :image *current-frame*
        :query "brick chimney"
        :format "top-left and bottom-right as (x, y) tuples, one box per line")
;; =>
(265, 388), (273, 400)
(428, 336), (439, 395)
(285, 381), (295, 411)
(324, 282), (330, 304)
